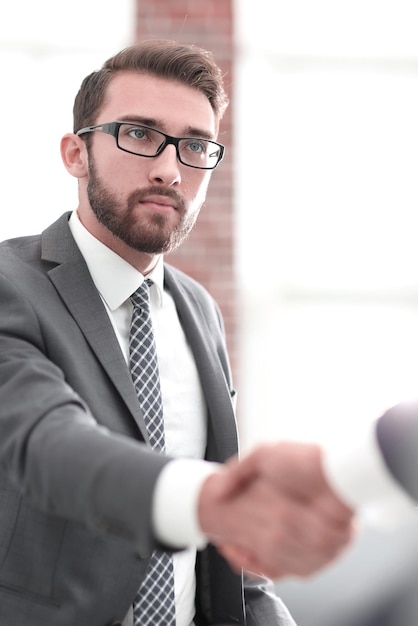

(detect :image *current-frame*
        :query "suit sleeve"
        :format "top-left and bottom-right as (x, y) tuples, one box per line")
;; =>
(376, 400), (418, 502)
(0, 268), (171, 556)
(323, 402), (418, 530)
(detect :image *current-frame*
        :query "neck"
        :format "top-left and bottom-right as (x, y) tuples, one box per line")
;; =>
(76, 208), (161, 275)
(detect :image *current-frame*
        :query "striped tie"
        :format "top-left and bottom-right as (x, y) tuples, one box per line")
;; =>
(129, 279), (176, 625)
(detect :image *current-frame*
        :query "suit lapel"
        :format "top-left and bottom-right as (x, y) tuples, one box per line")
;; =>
(41, 214), (149, 441)
(164, 267), (239, 462)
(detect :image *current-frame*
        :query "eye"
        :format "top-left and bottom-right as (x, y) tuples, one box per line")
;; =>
(185, 139), (207, 154)
(127, 126), (148, 140)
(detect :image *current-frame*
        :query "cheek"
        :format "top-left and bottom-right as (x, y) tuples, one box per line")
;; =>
(94, 149), (140, 179)
(104, 160), (146, 194)
(188, 172), (212, 205)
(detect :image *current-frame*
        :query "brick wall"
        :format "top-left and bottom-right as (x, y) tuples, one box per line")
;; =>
(134, 0), (237, 378)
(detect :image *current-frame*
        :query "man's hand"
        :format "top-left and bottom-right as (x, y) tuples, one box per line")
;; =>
(198, 442), (355, 579)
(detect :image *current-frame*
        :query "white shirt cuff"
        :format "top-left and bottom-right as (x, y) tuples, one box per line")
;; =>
(322, 422), (417, 530)
(152, 458), (220, 549)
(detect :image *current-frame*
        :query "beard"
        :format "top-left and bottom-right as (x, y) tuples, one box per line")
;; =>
(86, 157), (201, 254)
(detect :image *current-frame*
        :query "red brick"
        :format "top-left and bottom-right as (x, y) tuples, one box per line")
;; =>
(134, 0), (237, 377)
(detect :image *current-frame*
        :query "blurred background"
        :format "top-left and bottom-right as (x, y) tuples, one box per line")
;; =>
(1, 0), (418, 623)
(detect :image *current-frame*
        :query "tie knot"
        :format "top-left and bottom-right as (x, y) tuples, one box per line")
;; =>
(130, 279), (153, 313)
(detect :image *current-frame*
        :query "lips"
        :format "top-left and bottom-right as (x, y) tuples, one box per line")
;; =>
(141, 195), (177, 210)
(127, 187), (185, 215)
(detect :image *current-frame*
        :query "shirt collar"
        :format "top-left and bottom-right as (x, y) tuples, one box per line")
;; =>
(68, 211), (164, 310)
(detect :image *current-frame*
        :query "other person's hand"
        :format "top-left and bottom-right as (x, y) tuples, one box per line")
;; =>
(198, 442), (355, 579)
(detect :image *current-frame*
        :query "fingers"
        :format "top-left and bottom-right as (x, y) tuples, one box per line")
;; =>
(217, 543), (256, 575)
(238, 441), (355, 526)
(223, 491), (354, 579)
(265, 500), (355, 578)
(198, 441), (357, 580)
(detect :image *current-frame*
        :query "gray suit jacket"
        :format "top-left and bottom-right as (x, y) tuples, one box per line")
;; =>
(0, 213), (295, 626)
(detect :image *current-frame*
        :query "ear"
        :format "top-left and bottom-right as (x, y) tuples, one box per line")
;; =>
(60, 133), (89, 178)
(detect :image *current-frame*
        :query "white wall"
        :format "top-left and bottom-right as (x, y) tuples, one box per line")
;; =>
(235, 2), (418, 624)
(0, 0), (134, 239)
(235, 0), (418, 452)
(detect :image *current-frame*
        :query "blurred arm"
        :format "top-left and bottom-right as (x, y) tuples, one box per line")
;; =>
(323, 402), (418, 530)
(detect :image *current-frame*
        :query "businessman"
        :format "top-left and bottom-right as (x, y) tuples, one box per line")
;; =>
(0, 39), (354, 625)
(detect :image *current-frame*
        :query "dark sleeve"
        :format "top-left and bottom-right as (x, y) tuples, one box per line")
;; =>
(376, 400), (418, 501)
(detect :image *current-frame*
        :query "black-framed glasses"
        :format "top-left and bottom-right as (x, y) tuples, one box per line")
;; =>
(76, 121), (225, 170)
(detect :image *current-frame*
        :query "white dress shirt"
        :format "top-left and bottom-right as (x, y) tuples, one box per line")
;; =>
(69, 211), (217, 626)
(323, 422), (417, 530)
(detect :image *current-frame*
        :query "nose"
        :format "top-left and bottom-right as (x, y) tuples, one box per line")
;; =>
(148, 143), (181, 186)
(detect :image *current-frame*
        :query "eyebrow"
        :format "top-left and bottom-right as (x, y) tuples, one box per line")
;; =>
(117, 115), (215, 140)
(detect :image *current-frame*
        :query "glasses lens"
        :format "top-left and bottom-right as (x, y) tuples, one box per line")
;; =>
(118, 124), (165, 156)
(178, 138), (221, 169)
(117, 123), (222, 169)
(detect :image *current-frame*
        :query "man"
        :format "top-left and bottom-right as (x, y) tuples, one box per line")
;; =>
(0, 39), (354, 625)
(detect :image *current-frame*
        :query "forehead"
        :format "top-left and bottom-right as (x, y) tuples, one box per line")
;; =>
(98, 71), (218, 136)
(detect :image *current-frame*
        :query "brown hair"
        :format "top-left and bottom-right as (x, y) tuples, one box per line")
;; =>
(73, 39), (229, 133)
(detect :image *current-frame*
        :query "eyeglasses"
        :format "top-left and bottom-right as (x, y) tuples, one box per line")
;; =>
(76, 121), (225, 170)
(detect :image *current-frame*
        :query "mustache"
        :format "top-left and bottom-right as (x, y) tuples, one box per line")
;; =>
(127, 186), (186, 212)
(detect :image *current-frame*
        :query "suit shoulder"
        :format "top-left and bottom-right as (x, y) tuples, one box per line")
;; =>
(0, 233), (42, 265)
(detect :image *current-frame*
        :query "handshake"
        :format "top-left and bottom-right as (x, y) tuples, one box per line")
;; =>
(198, 441), (356, 580)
